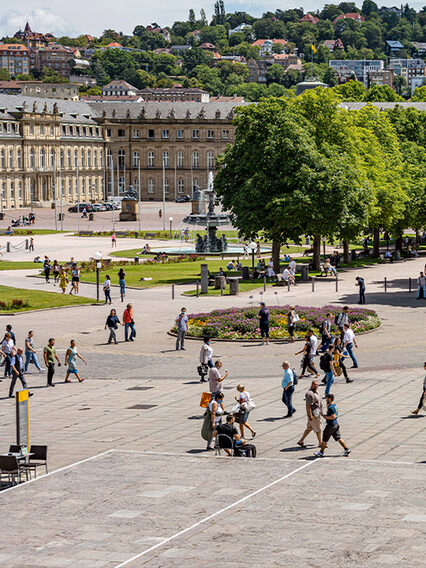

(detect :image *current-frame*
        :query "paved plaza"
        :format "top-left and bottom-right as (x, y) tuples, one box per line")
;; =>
(0, 229), (425, 567)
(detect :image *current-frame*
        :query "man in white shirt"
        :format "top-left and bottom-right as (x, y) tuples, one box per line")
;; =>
(282, 267), (294, 285)
(417, 271), (425, 300)
(0, 332), (15, 378)
(343, 324), (358, 368)
(288, 257), (296, 275)
(209, 360), (228, 398)
(308, 329), (318, 356)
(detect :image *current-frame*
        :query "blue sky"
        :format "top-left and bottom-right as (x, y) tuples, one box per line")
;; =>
(0, 2), (423, 38)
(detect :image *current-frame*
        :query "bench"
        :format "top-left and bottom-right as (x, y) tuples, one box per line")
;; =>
(320, 265), (337, 277)
(79, 231), (93, 237)
(0, 230), (8, 236)
(115, 231), (128, 238)
(144, 232), (156, 239)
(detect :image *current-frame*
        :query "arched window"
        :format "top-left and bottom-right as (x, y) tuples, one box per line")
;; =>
(17, 149), (22, 169)
(118, 149), (125, 169)
(164, 178), (170, 193)
(50, 148), (55, 167)
(87, 149), (91, 168)
(177, 151), (184, 168)
(107, 149), (113, 168)
(9, 148), (13, 168)
(80, 148), (84, 167)
(40, 148), (45, 168)
(147, 151), (154, 168)
(0, 149), (5, 168)
(10, 180), (14, 198)
(133, 151), (140, 167)
(29, 148), (34, 168)
(193, 177), (199, 192)
(67, 149), (71, 167)
(177, 178), (184, 193)
(60, 149), (64, 168)
(74, 149), (78, 167)
(207, 151), (215, 169)
(148, 179), (154, 193)
(162, 151), (169, 168)
(18, 181), (22, 198)
(192, 151), (199, 168)
(93, 150), (97, 167)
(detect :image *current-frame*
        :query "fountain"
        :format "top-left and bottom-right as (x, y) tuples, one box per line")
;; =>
(183, 172), (231, 253)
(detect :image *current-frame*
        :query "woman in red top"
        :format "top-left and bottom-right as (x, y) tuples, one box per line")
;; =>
(123, 303), (136, 341)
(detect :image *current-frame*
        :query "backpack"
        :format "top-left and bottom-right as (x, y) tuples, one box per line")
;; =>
(234, 443), (257, 458)
(334, 313), (340, 326)
(291, 368), (298, 386)
(319, 353), (329, 372)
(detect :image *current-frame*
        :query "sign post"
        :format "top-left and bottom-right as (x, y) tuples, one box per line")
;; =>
(16, 389), (30, 452)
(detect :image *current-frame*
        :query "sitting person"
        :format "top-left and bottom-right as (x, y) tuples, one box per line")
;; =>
(235, 260), (243, 271)
(266, 259), (275, 280)
(213, 414), (245, 456)
(281, 267), (294, 284)
(5, 226), (14, 235)
(256, 260), (263, 271)
(384, 250), (393, 263)
(282, 254), (290, 262)
(322, 259), (337, 276)
(226, 260), (235, 271)
(33, 256), (42, 263)
(218, 267), (225, 276)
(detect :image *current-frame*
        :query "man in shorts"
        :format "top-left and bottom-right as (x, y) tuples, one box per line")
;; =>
(297, 380), (323, 447)
(314, 393), (351, 457)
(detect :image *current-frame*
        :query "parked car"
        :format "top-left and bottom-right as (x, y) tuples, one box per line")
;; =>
(67, 203), (92, 213)
(175, 194), (191, 203)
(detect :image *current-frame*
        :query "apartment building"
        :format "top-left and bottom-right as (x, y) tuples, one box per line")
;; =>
(329, 59), (384, 86)
(0, 44), (30, 77)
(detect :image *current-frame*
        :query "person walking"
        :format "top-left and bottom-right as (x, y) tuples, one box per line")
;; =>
(70, 263), (80, 295)
(0, 332), (15, 378)
(296, 336), (320, 379)
(411, 362), (426, 415)
(105, 308), (121, 344)
(333, 338), (353, 384)
(281, 361), (296, 417)
(314, 393), (351, 457)
(29, 237), (34, 252)
(199, 336), (213, 382)
(24, 331), (44, 373)
(52, 260), (60, 285)
(5, 324), (16, 345)
(9, 348), (33, 398)
(43, 256), (51, 283)
(336, 306), (350, 342)
(297, 380), (323, 448)
(118, 268), (126, 300)
(235, 384), (256, 438)
(355, 276), (366, 304)
(64, 340), (86, 383)
(81, 207), (88, 219)
(319, 313), (333, 352)
(59, 267), (69, 294)
(111, 232), (117, 248)
(287, 306), (298, 343)
(175, 307), (188, 351)
(123, 303), (136, 341)
(258, 302), (270, 345)
(209, 360), (228, 398)
(416, 271), (425, 300)
(43, 338), (61, 387)
(343, 324), (358, 368)
(103, 274), (112, 305)
(206, 392), (225, 450)
(320, 346), (336, 397)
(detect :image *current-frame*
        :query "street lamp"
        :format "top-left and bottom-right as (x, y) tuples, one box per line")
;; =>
(169, 216), (173, 238)
(249, 241), (257, 277)
(93, 251), (102, 302)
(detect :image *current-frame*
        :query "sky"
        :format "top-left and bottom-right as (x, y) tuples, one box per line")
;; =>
(0, 1), (424, 38)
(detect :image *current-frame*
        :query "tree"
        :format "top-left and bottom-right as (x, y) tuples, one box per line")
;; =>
(361, 0), (378, 17)
(0, 69), (10, 81)
(364, 84), (404, 102)
(90, 59), (110, 86)
(188, 9), (196, 26)
(333, 80), (367, 101)
(411, 85), (426, 101)
(41, 67), (68, 83)
(323, 67), (338, 87)
(265, 64), (284, 85)
(182, 47), (210, 72)
(135, 69), (156, 88)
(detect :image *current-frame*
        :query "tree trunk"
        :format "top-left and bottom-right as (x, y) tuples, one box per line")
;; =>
(373, 228), (380, 257)
(415, 230), (419, 245)
(313, 235), (321, 270)
(272, 238), (281, 274)
(343, 239), (350, 264)
(395, 235), (403, 253)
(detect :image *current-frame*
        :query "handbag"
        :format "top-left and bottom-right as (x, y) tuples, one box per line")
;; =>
(200, 392), (211, 408)
(231, 402), (241, 413)
(293, 313), (300, 323)
(245, 399), (256, 411)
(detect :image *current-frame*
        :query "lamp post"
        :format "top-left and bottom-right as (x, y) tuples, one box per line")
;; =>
(249, 241), (257, 277)
(93, 251), (102, 302)
(169, 216), (173, 238)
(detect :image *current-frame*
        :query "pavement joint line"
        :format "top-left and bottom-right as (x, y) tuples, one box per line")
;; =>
(0, 449), (114, 496)
(112, 458), (320, 568)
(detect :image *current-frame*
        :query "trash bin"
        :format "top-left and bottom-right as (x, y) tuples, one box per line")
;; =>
(214, 275), (226, 290)
(228, 277), (239, 295)
(300, 265), (309, 281)
(88, 212), (94, 221)
(0, 212), (4, 220)
(134, 257), (139, 264)
(351, 249), (357, 261)
(242, 266), (250, 281)
(58, 213), (64, 221)
(395, 250), (400, 261)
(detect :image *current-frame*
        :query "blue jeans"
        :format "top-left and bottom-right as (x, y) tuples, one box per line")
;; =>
(125, 322), (136, 341)
(104, 289), (111, 303)
(119, 279), (126, 296)
(24, 351), (41, 371)
(321, 334), (332, 352)
(417, 284), (425, 299)
(325, 371), (334, 395)
(282, 385), (295, 416)
(346, 342), (358, 367)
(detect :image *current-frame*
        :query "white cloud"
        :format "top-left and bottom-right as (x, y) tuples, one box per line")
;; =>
(0, 7), (76, 38)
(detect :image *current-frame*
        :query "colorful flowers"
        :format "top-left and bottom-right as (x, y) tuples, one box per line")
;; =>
(172, 305), (380, 341)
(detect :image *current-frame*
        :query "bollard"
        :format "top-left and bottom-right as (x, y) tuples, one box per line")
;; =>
(25, 239), (29, 250)
(220, 279), (224, 296)
(263, 276), (266, 291)
(335, 276), (338, 292)
(287, 279), (290, 292)
(196, 281), (199, 297)
(172, 283), (175, 299)
(7, 241), (10, 252)
(409, 277), (411, 293)
(312, 276), (315, 292)
(384, 276), (387, 292)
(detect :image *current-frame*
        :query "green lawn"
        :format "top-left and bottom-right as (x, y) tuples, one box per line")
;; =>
(0, 261), (43, 270)
(0, 285), (96, 312)
(2, 229), (67, 235)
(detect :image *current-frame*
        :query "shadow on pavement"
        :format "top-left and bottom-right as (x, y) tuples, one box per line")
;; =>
(339, 291), (423, 308)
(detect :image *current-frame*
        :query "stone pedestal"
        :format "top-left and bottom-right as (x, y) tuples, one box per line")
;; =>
(191, 200), (200, 214)
(119, 199), (139, 222)
(200, 264), (209, 294)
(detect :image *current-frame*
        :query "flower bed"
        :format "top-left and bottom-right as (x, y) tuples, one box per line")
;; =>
(172, 305), (381, 341)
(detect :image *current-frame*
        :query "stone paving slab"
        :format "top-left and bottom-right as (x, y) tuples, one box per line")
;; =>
(0, 452), (424, 568)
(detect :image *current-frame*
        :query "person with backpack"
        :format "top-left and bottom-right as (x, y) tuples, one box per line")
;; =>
(343, 324), (358, 368)
(333, 338), (353, 384)
(314, 394), (351, 457)
(336, 306), (349, 341)
(296, 336), (320, 379)
(320, 346), (336, 397)
(319, 313), (333, 352)
(235, 384), (256, 438)
(9, 347), (33, 398)
(103, 274), (112, 305)
(281, 361), (296, 417)
(355, 276), (366, 304)
(258, 302), (270, 345)
(198, 336), (213, 383)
